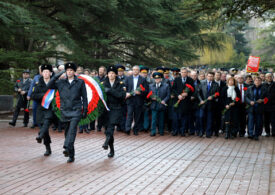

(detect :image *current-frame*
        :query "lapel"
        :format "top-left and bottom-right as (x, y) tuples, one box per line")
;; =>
(202, 81), (207, 97)
(137, 76), (142, 88)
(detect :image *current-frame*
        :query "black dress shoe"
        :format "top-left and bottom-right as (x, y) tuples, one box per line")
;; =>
(52, 126), (57, 131)
(67, 157), (75, 163)
(63, 149), (69, 157)
(126, 131), (130, 135)
(189, 133), (195, 136)
(266, 134), (270, 137)
(134, 131), (138, 136)
(239, 134), (244, 137)
(160, 133), (164, 136)
(108, 151), (114, 158)
(84, 129), (90, 134)
(78, 129), (83, 133)
(206, 135), (211, 138)
(254, 136), (259, 141)
(248, 135), (253, 139)
(44, 149), (51, 156)
(150, 133), (156, 137)
(181, 134), (186, 137)
(9, 122), (15, 126)
(36, 136), (42, 143)
(102, 136), (110, 150)
(172, 132), (177, 136)
(31, 125), (36, 129)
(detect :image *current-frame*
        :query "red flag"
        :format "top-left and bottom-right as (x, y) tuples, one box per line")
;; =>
(246, 56), (260, 73)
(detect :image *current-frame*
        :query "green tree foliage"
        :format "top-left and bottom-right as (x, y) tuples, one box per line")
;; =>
(0, 0), (228, 70)
(255, 22), (275, 66)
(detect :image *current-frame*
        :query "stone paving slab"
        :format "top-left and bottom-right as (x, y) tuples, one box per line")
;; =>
(0, 125), (274, 195)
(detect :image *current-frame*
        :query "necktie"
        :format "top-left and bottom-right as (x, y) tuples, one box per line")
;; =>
(207, 82), (211, 92)
(240, 84), (242, 103)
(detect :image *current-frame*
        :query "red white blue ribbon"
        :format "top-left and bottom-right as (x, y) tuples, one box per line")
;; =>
(41, 89), (55, 109)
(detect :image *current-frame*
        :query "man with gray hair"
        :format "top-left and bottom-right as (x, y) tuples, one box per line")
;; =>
(124, 65), (148, 135)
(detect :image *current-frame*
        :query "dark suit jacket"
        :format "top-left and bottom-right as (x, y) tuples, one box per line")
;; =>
(198, 80), (219, 111)
(245, 84), (268, 114)
(172, 76), (194, 114)
(125, 75), (148, 105)
(149, 82), (170, 111)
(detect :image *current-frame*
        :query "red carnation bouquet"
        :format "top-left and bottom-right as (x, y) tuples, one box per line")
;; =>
(198, 92), (220, 106)
(243, 87), (248, 91)
(16, 80), (21, 83)
(24, 100), (30, 112)
(147, 91), (167, 106)
(173, 84), (194, 108)
(130, 84), (145, 96)
(222, 97), (240, 115)
(246, 97), (269, 109)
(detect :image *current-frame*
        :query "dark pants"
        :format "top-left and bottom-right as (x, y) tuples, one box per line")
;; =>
(63, 117), (81, 158)
(189, 110), (196, 134)
(203, 109), (213, 137)
(117, 104), (127, 131)
(32, 100), (38, 126)
(143, 107), (150, 131)
(212, 105), (222, 135)
(195, 109), (204, 135)
(264, 111), (275, 135)
(238, 103), (247, 136)
(151, 110), (165, 135)
(125, 104), (143, 133)
(172, 112), (188, 135)
(97, 109), (106, 131)
(248, 112), (263, 137)
(12, 106), (29, 125)
(39, 118), (52, 146)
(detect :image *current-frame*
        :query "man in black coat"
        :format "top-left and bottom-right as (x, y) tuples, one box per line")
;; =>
(31, 65), (54, 156)
(263, 73), (274, 136)
(9, 70), (32, 127)
(198, 72), (219, 138)
(102, 65), (126, 157)
(115, 64), (127, 132)
(189, 71), (201, 135)
(212, 71), (226, 136)
(124, 65), (148, 135)
(171, 67), (194, 136)
(245, 76), (268, 140)
(47, 63), (88, 163)
(267, 81), (275, 137)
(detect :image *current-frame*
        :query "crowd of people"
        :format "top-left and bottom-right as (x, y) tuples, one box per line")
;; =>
(9, 63), (275, 163)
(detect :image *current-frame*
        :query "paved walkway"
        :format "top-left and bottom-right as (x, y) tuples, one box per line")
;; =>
(0, 118), (274, 194)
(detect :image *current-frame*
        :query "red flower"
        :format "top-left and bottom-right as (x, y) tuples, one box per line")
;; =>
(16, 80), (20, 83)
(214, 92), (220, 97)
(140, 84), (145, 92)
(171, 81), (174, 86)
(147, 91), (153, 99)
(264, 97), (269, 104)
(243, 87), (248, 91)
(185, 84), (194, 92)
(24, 108), (29, 112)
(235, 97), (240, 102)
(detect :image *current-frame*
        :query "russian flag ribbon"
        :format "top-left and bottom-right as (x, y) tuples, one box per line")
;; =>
(41, 89), (55, 109)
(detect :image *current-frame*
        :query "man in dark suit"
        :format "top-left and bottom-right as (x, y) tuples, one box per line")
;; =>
(125, 66), (148, 135)
(267, 81), (275, 137)
(263, 73), (274, 136)
(212, 71), (226, 136)
(171, 67), (194, 136)
(246, 76), (268, 140)
(198, 72), (219, 138)
(237, 74), (249, 137)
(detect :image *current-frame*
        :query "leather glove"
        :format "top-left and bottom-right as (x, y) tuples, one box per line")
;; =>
(54, 70), (65, 79)
(105, 88), (111, 93)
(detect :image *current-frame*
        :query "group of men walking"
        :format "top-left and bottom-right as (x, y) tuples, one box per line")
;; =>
(9, 64), (275, 163)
